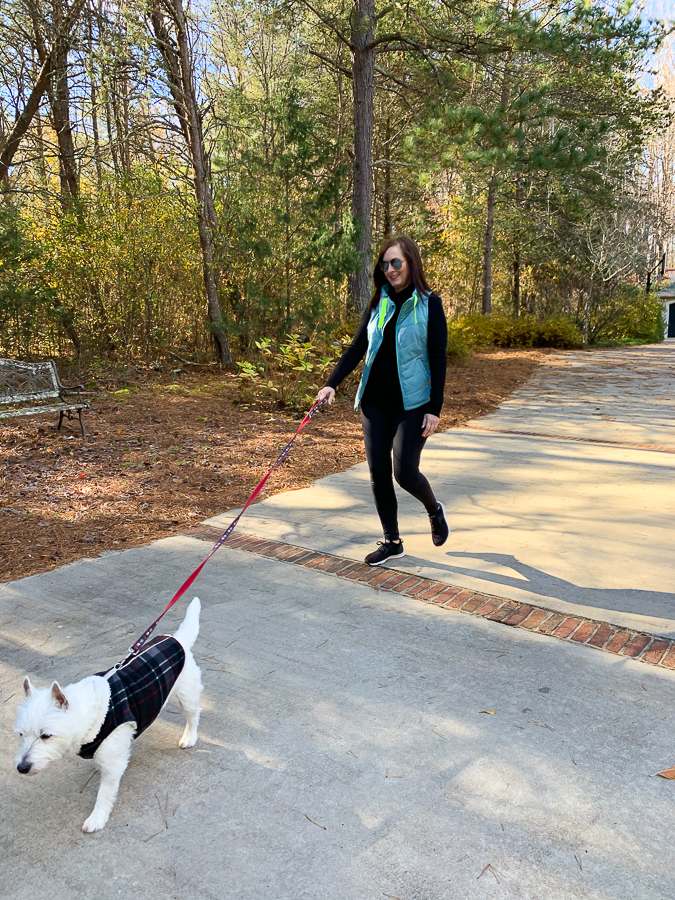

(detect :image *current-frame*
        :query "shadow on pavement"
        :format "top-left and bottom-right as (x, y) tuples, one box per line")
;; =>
(427, 551), (675, 622)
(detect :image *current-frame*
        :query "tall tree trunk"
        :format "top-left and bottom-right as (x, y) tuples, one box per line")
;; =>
(285, 176), (291, 321)
(156, 0), (231, 364)
(348, 0), (375, 314)
(122, 71), (131, 172)
(480, 72), (510, 315)
(31, 2), (80, 206)
(148, 3), (191, 147)
(481, 173), (498, 314)
(382, 118), (391, 238)
(583, 277), (593, 344)
(52, 299), (82, 354)
(104, 74), (119, 175)
(86, 1), (103, 189)
(111, 63), (132, 176)
(512, 249), (520, 317)
(0, 0), (87, 187)
(382, 166), (391, 238)
(34, 110), (49, 193)
(27, 1), (83, 356)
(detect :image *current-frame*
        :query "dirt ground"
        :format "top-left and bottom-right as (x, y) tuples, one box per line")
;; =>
(0, 350), (544, 583)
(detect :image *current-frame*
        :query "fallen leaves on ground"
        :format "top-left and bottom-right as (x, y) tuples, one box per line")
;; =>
(0, 350), (543, 583)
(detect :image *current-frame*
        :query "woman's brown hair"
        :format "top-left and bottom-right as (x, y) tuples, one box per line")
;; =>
(369, 235), (431, 311)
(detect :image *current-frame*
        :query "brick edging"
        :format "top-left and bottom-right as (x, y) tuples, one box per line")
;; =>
(182, 525), (675, 670)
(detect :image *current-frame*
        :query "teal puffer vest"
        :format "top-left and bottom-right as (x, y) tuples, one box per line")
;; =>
(354, 285), (431, 411)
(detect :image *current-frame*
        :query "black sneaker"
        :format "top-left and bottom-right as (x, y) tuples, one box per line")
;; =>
(429, 502), (449, 547)
(365, 540), (405, 567)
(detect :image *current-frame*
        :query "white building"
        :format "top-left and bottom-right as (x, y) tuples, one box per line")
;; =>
(657, 274), (675, 338)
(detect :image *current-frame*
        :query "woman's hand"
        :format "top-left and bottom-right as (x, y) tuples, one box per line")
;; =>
(316, 386), (336, 406)
(422, 413), (440, 438)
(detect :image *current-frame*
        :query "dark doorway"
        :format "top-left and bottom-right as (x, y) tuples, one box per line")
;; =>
(669, 303), (675, 338)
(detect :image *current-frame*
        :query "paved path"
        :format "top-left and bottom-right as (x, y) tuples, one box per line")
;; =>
(2, 343), (675, 899)
(206, 343), (675, 636)
(3, 537), (675, 900)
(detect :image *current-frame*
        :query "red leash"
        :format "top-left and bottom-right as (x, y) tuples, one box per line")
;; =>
(114, 398), (327, 669)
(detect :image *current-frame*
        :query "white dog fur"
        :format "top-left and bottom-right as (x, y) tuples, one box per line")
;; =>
(14, 596), (203, 833)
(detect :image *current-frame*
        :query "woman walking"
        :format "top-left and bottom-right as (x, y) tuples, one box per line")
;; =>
(316, 235), (449, 566)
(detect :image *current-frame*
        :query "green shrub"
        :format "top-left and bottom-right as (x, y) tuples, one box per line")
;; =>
(591, 286), (665, 345)
(237, 334), (339, 410)
(0, 203), (56, 357)
(452, 314), (582, 352)
(446, 320), (475, 361)
(523, 317), (584, 348)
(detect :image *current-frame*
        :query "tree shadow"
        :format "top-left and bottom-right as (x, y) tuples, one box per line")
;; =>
(428, 550), (675, 624)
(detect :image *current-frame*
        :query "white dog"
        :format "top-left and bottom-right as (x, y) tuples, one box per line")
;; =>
(14, 597), (203, 833)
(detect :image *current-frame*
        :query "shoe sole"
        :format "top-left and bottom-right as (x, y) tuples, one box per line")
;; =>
(367, 550), (406, 567)
(432, 502), (449, 547)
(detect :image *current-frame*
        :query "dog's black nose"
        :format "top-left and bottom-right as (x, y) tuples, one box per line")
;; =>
(17, 762), (31, 774)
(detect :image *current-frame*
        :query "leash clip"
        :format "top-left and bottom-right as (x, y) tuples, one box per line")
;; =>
(117, 645), (137, 670)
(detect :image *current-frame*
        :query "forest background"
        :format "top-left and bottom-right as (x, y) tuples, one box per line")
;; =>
(1, 0), (674, 375)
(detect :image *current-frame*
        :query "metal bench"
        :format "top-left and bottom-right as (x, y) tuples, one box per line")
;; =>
(0, 359), (90, 437)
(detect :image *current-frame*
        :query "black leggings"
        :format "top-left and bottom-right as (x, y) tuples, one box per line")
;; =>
(360, 404), (439, 542)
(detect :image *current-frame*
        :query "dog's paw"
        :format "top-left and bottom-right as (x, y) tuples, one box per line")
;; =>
(82, 810), (109, 833)
(179, 731), (198, 749)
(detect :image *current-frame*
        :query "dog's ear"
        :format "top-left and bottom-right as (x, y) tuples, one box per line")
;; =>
(50, 682), (69, 709)
(23, 677), (33, 699)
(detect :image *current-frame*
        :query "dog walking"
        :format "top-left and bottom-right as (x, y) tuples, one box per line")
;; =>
(14, 598), (203, 832)
(12, 397), (335, 832)
(316, 235), (449, 566)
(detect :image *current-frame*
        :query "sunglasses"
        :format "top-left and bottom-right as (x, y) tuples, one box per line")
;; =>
(380, 258), (404, 273)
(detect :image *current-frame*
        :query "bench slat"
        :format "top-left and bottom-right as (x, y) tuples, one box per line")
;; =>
(0, 390), (60, 403)
(0, 402), (89, 419)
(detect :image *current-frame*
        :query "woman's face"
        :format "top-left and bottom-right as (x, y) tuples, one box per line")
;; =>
(381, 244), (411, 292)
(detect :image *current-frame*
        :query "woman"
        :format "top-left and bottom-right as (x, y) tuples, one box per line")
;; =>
(316, 235), (449, 566)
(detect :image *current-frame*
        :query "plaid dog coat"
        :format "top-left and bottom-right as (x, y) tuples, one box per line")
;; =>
(78, 636), (186, 759)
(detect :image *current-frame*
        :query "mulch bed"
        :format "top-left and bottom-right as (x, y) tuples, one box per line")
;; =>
(0, 349), (544, 583)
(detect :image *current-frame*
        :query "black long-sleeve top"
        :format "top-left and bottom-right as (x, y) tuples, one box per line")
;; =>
(326, 283), (447, 416)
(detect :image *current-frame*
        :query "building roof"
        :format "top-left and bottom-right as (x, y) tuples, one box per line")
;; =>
(656, 278), (675, 299)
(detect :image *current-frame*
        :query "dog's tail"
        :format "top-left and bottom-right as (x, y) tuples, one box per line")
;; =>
(174, 597), (201, 651)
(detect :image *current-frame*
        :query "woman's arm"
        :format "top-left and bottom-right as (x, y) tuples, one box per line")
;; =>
(324, 308), (370, 392)
(425, 293), (448, 418)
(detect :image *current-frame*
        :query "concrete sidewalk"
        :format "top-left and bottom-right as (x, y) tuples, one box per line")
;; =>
(480, 342), (675, 446)
(2, 343), (675, 899)
(2, 537), (675, 900)
(206, 344), (675, 637)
